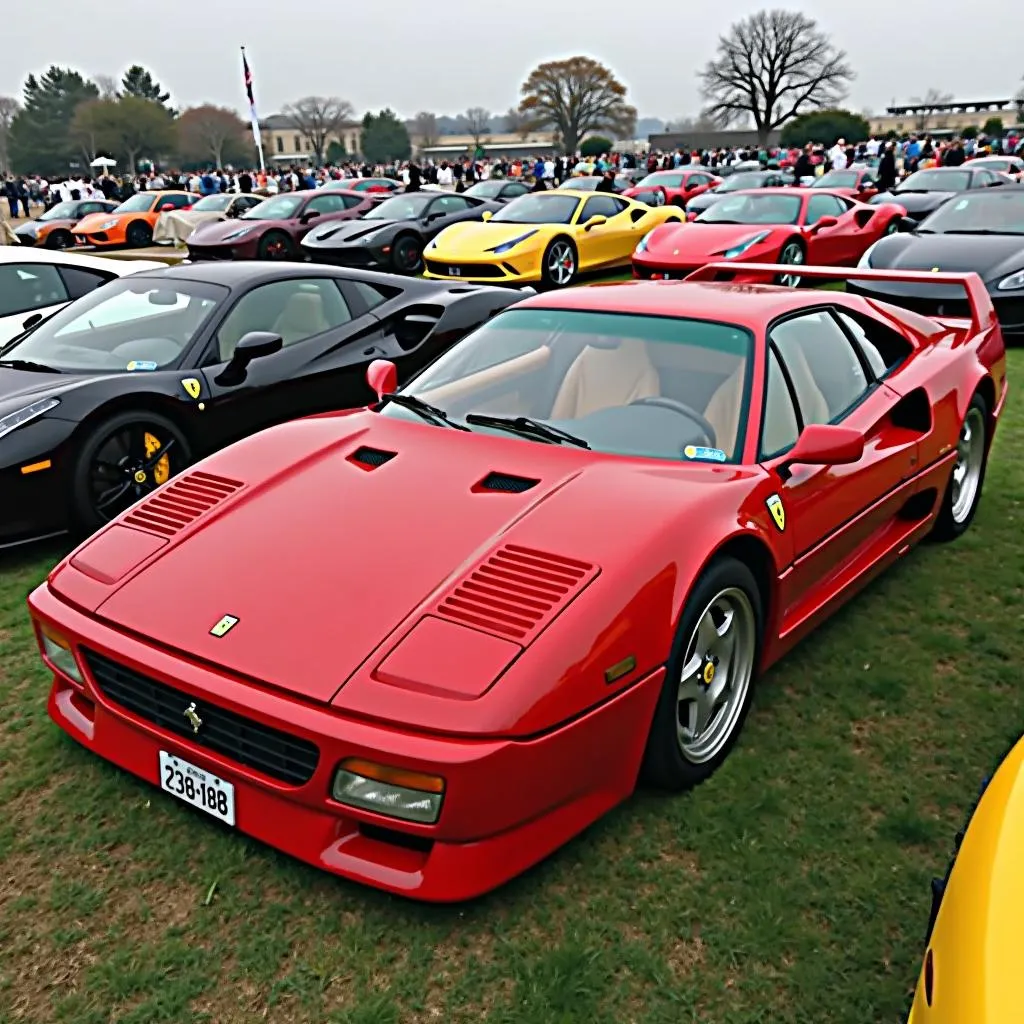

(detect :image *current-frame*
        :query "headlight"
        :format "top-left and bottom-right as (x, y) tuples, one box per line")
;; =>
(488, 229), (538, 254)
(997, 269), (1024, 291)
(0, 397), (60, 441)
(97, 219), (118, 231)
(857, 242), (878, 268)
(222, 226), (253, 241)
(723, 231), (770, 258)
(39, 625), (84, 685)
(331, 758), (444, 824)
(635, 230), (655, 253)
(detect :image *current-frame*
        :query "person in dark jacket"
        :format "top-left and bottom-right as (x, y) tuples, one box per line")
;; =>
(793, 144), (814, 182)
(595, 169), (618, 192)
(238, 171), (253, 194)
(877, 144), (897, 191)
(406, 162), (422, 191)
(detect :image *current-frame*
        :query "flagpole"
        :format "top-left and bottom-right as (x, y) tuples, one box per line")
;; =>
(241, 46), (266, 174)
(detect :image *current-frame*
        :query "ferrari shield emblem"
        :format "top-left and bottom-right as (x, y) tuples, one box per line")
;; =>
(766, 493), (786, 532)
(210, 614), (239, 638)
(181, 377), (202, 400)
(183, 702), (203, 734)
(931, 266), (940, 273)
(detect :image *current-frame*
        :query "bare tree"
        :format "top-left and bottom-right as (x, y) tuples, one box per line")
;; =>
(411, 111), (438, 149)
(699, 10), (854, 146)
(281, 96), (355, 165)
(95, 75), (119, 100)
(464, 107), (491, 151)
(0, 95), (18, 174)
(910, 87), (954, 130)
(503, 106), (534, 140)
(177, 105), (248, 167)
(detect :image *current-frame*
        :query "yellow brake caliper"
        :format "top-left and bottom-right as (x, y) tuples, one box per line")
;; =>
(144, 432), (170, 485)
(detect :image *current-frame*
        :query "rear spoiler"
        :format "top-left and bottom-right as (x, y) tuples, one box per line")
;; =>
(682, 263), (997, 337)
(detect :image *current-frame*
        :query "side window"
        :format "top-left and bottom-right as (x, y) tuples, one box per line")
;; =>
(215, 279), (353, 360)
(805, 194), (845, 224)
(505, 182), (529, 197)
(340, 193), (365, 209)
(688, 174), (710, 187)
(433, 195), (472, 214)
(57, 265), (115, 300)
(760, 346), (801, 457)
(834, 310), (911, 377)
(79, 202), (105, 215)
(159, 194), (193, 211)
(972, 171), (990, 187)
(350, 281), (397, 310)
(0, 263), (69, 317)
(770, 311), (870, 424)
(582, 195), (627, 220)
(304, 194), (347, 215)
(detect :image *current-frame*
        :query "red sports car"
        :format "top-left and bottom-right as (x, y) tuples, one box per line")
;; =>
(633, 188), (906, 285)
(810, 168), (879, 203)
(30, 266), (1006, 901)
(622, 168), (722, 208)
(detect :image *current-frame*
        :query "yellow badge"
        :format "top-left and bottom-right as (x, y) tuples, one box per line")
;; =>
(181, 377), (202, 400)
(931, 267), (940, 273)
(134, 470), (147, 484)
(766, 493), (785, 532)
(210, 614), (239, 638)
(703, 662), (716, 685)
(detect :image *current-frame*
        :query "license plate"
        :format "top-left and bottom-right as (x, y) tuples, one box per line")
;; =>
(159, 750), (236, 825)
(449, 266), (461, 276)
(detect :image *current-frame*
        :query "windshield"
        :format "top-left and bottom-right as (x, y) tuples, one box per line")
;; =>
(191, 194), (233, 212)
(815, 171), (858, 188)
(2, 277), (227, 372)
(241, 194), (303, 220)
(716, 173), (769, 193)
(560, 178), (600, 190)
(465, 181), (504, 198)
(492, 194), (580, 224)
(918, 191), (1024, 234)
(363, 194), (432, 220)
(40, 202), (90, 221)
(897, 170), (970, 192)
(697, 192), (802, 225)
(640, 172), (685, 188)
(380, 307), (753, 461)
(114, 194), (155, 213)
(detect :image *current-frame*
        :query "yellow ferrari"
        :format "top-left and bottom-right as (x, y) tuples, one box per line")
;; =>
(422, 189), (683, 288)
(907, 734), (1024, 1023)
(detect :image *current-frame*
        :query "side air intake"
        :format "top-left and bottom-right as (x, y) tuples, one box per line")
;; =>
(123, 471), (243, 537)
(434, 544), (599, 642)
(348, 446), (397, 469)
(476, 472), (539, 494)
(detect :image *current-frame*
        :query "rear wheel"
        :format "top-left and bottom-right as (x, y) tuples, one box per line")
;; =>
(125, 221), (152, 248)
(258, 230), (295, 260)
(776, 240), (805, 287)
(540, 238), (577, 289)
(930, 393), (989, 541)
(70, 411), (191, 536)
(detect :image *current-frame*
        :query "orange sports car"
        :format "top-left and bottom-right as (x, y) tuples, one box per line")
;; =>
(73, 191), (196, 248)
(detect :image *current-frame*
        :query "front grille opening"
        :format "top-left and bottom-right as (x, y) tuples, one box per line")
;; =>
(82, 649), (319, 786)
(348, 446), (397, 470)
(358, 822), (434, 852)
(476, 472), (538, 494)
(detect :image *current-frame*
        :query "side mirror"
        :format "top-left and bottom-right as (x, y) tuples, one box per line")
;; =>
(809, 215), (839, 232)
(585, 215), (608, 230)
(214, 331), (282, 385)
(159, 203), (175, 211)
(299, 209), (321, 223)
(481, 210), (493, 221)
(22, 312), (44, 331)
(367, 358), (397, 401)
(781, 423), (864, 475)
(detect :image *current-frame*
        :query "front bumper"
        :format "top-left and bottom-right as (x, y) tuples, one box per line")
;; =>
(302, 245), (386, 269)
(13, 229), (37, 246)
(424, 251), (540, 284)
(31, 582), (663, 902)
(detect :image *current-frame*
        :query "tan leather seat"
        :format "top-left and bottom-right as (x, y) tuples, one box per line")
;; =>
(271, 291), (330, 346)
(550, 339), (660, 420)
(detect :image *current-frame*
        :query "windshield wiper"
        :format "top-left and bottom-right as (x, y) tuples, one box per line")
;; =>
(377, 392), (469, 430)
(464, 413), (590, 449)
(0, 359), (62, 373)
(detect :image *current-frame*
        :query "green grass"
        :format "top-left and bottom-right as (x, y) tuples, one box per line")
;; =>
(0, 351), (1021, 1024)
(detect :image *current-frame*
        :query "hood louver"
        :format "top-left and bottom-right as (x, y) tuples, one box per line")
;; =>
(123, 471), (243, 537)
(477, 472), (538, 494)
(434, 544), (598, 642)
(349, 446), (397, 469)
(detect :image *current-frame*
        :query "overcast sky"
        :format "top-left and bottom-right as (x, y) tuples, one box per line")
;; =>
(3, 0), (1021, 122)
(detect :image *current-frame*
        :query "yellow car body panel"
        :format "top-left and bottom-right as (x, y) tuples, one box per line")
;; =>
(422, 190), (683, 285)
(908, 736), (1024, 1023)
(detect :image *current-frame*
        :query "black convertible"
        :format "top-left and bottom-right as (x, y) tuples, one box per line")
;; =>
(851, 184), (1024, 337)
(0, 262), (522, 547)
(300, 191), (501, 274)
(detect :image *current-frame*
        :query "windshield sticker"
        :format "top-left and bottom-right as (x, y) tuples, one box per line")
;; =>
(126, 360), (158, 372)
(683, 444), (727, 463)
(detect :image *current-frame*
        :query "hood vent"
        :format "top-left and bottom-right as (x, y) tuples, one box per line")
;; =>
(349, 446), (397, 470)
(435, 544), (598, 642)
(123, 471), (243, 538)
(476, 471), (538, 494)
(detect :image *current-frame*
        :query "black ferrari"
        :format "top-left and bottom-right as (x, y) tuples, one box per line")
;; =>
(850, 184), (1024, 337)
(868, 165), (1007, 228)
(300, 191), (502, 275)
(683, 169), (794, 219)
(0, 261), (523, 547)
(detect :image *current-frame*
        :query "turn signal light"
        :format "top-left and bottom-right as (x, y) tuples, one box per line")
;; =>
(331, 758), (445, 824)
(37, 623), (85, 686)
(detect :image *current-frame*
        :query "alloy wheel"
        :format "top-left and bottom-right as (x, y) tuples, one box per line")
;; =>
(87, 425), (177, 522)
(778, 243), (804, 287)
(950, 406), (986, 523)
(547, 242), (576, 286)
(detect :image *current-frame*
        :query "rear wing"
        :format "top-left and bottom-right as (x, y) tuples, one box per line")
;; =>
(683, 263), (997, 337)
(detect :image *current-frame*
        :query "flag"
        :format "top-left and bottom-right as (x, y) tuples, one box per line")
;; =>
(241, 47), (265, 172)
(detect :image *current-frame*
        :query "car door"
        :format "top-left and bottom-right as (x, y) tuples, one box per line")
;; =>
(195, 276), (377, 446)
(292, 193), (354, 241)
(803, 193), (856, 265)
(0, 262), (71, 343)
(576, 194), (634, 268)
(683, 172), (713, 200)
(758, 309), (921, 632)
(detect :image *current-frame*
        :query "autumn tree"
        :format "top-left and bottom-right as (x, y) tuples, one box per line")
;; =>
(699, 10), (853, 146)
(412, 111), (438, 149)
(519, 57), (636, 154)
(177, 105), (249, 167)
(0, 96), (18, 174)
(281, 96), (354, 165)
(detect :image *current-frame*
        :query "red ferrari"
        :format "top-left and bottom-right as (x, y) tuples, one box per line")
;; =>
(622, 167), (722, 208)
(30, 266), (1006, 901)
(633, 188), (906, 285)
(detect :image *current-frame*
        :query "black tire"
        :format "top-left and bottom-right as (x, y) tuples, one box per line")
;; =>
(671, 197), (686, 208)
(539, 237), (578, 289)
(46, 229), (73, 250)
(70, 410), (192, 537)
(390, 234), (424, 274)
(930, 392), (990, 542)
(258, 230), (295, 260)
(125, 221), (152, 248)
(641, 556), (763, 790)
(775, 238), (805, 287)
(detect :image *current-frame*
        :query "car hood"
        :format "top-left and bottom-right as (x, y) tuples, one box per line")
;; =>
(644, 222), (779, 259)
(189, 218), (278, 243)
(0, 367), (111, 416)
(686, 192), (726, 210)
(876, 190), (956, 214)
(431, 221), (548, 255)
(76, 211), (134, 231)
(62, 411), (757, 723)
(302, 219), (405, 248)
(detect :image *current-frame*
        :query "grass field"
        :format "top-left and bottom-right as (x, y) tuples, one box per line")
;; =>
(0, 335), (1020, 1022)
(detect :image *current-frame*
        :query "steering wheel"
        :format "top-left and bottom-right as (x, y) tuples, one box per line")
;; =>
(628, 396), (718, 447)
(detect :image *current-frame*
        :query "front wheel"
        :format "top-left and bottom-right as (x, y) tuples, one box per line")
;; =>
(641, 556), (762, 790)
(70, 411), (192, 537)
(540, 238), (577, 289)
(46, 229), (73, 250)
(930, 393), (989, 542)
(390, 234), (423, 274)
(258, 230), (295, 260)
(125, 221), (152, 248)
(776, 240), (804, 287)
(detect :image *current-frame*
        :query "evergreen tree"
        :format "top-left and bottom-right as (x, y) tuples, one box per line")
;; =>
(360, 110), (411, 164)
(121, 65), (172, 110)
